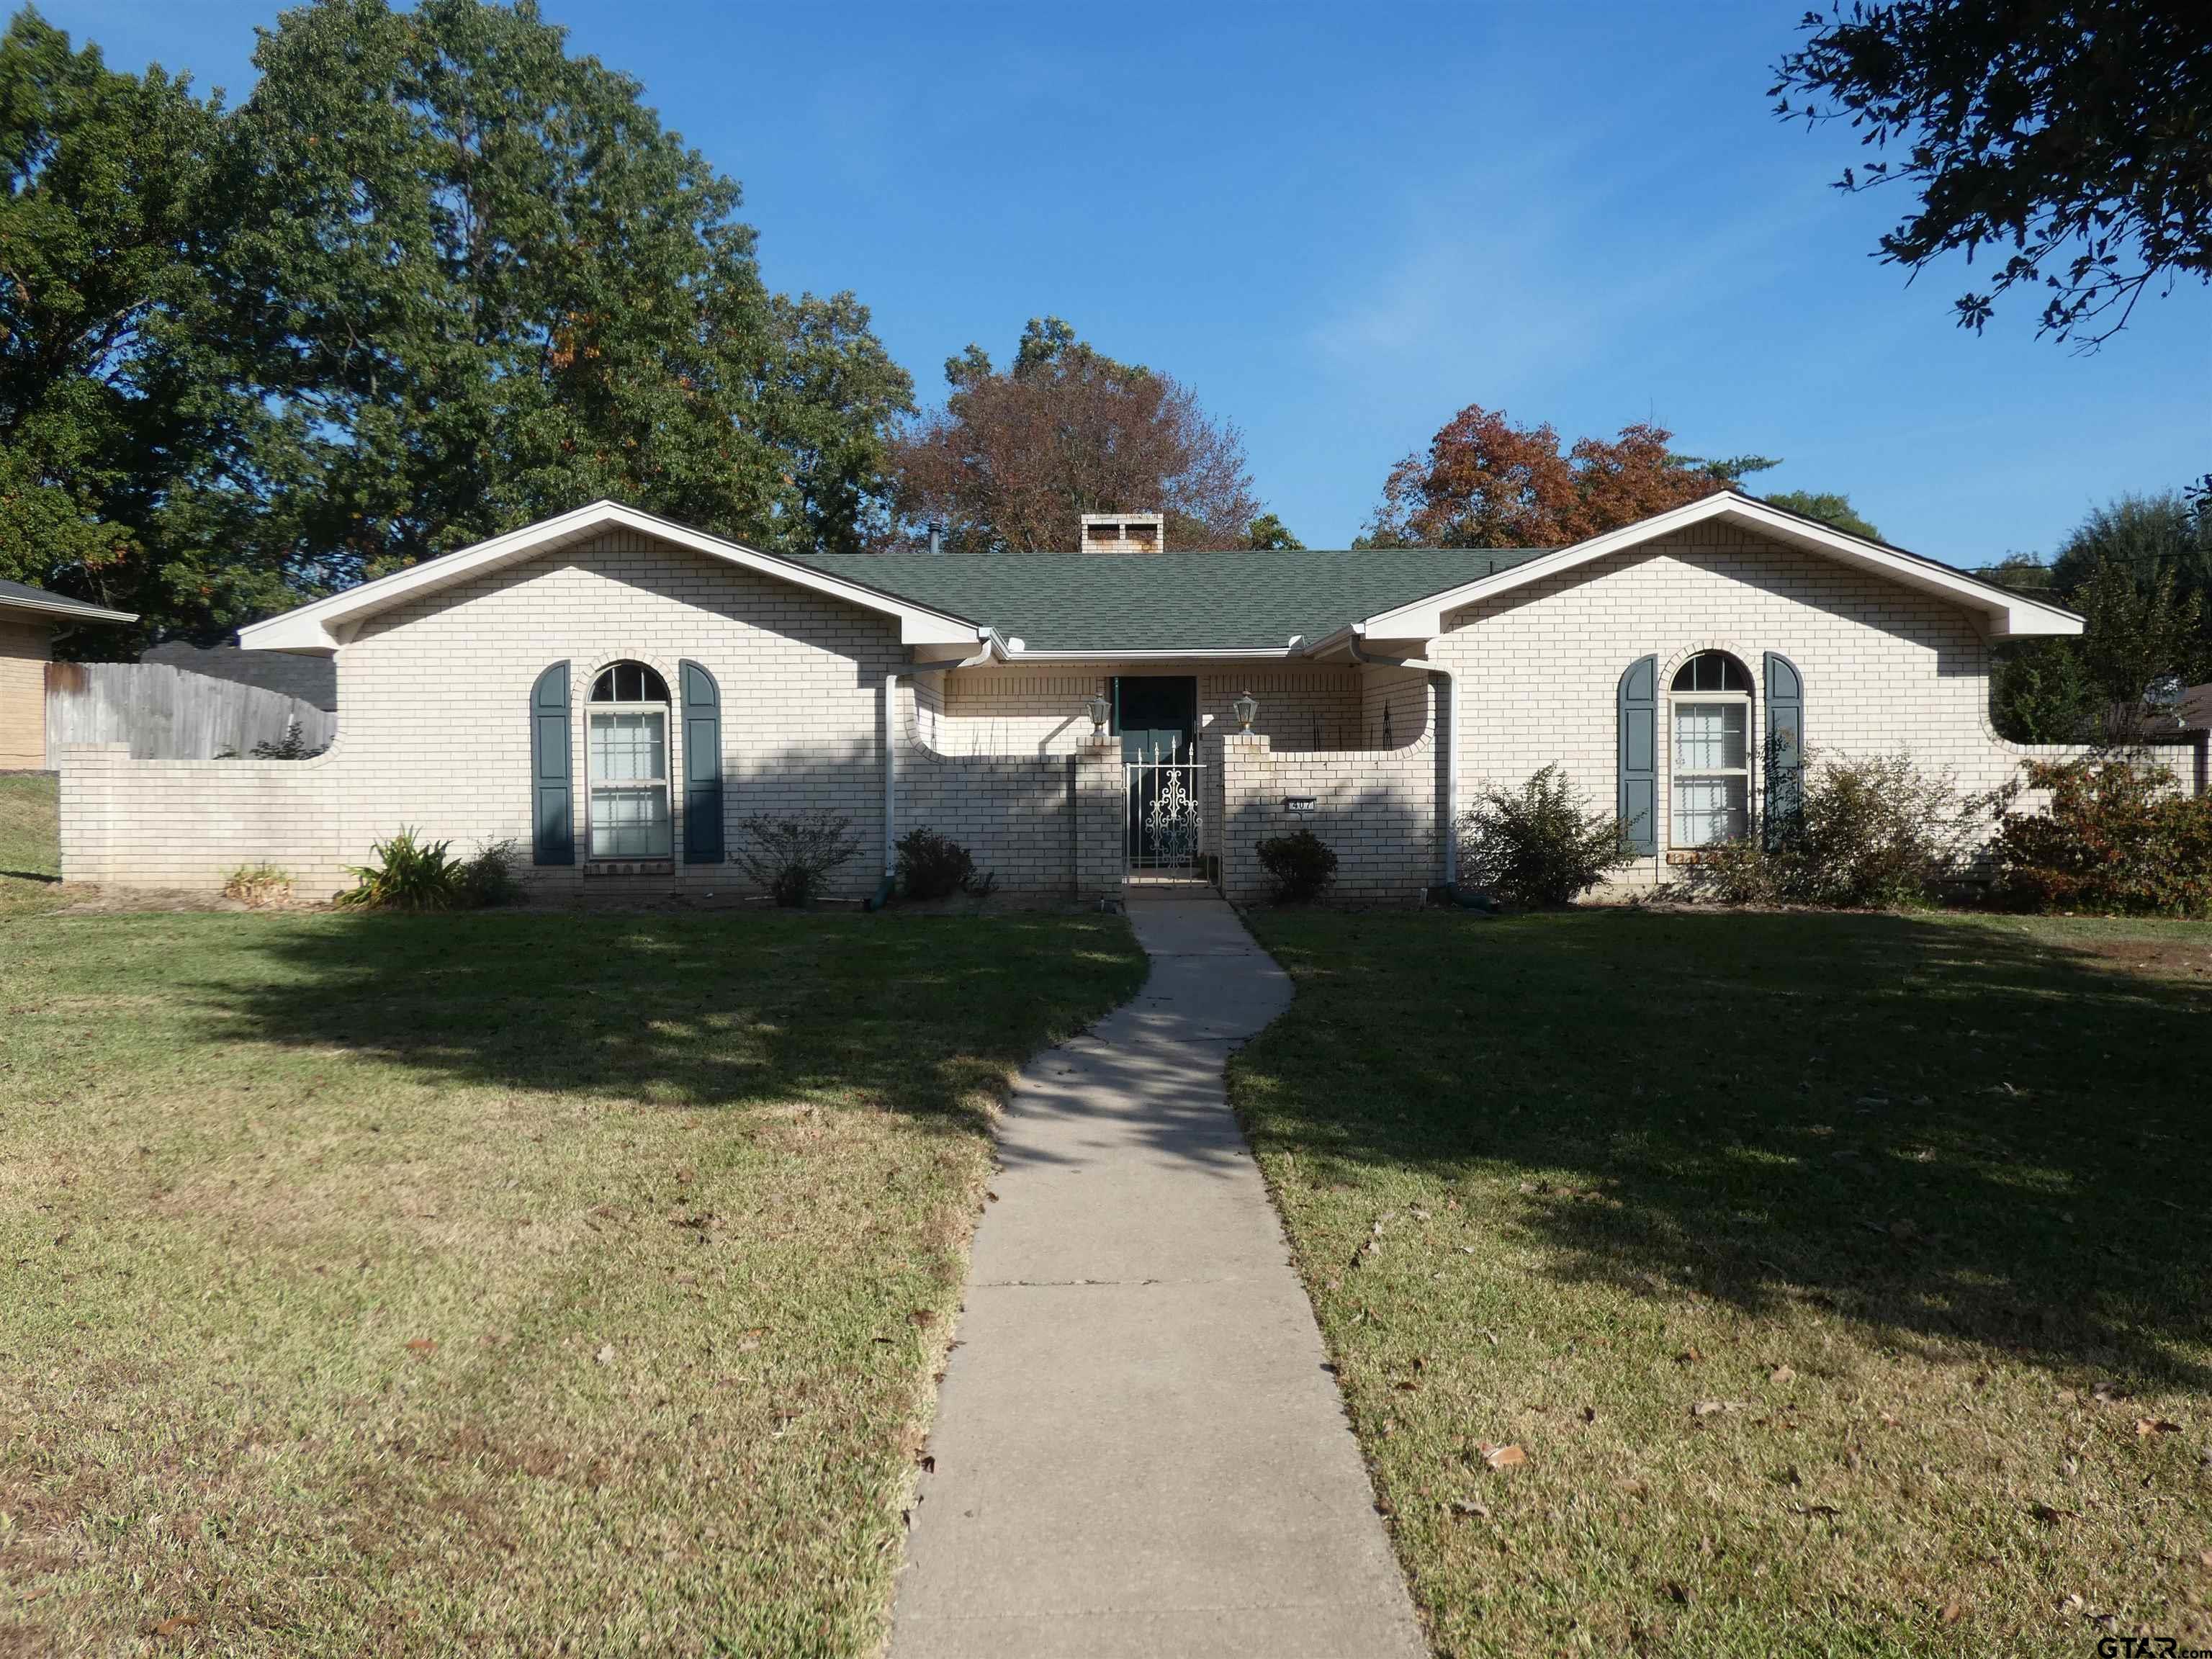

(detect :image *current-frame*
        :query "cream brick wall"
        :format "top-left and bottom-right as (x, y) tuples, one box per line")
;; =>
(0, 619), (50, 770)
(60, 742), (346, 891)
(1434, 523), (2085, 886)
(1217, 727), (1440, 904)
(932, 664), (1370, 756)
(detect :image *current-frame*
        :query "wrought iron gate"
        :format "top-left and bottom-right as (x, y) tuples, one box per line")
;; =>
(1125, 758), (1205, 873)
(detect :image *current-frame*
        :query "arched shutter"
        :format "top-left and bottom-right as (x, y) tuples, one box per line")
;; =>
(530, 662), (573, 866)
(1618, 655), (1657, 855)
(1764, 652), (1804, 846)
(680, 660), (724, 865)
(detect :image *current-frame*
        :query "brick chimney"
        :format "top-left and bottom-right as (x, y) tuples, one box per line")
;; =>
(1079, 512), (1164, 554)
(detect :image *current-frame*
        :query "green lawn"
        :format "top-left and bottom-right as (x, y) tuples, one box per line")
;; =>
(0, 770), (58, 883)
(0, 867), (1143, 1655)
(1232, 907), (2212, 1659)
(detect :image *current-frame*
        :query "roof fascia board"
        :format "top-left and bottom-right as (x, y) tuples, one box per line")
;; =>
(238, 500), (981, 652)
(0, 594), (138, 626)
(1355, 493), (2083, 639)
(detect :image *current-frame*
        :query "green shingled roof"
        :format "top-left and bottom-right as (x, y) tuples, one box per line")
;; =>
(788, 547), (1548, 652)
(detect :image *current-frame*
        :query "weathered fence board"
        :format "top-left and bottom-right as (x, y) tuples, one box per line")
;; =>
(45, 662), (336, 761)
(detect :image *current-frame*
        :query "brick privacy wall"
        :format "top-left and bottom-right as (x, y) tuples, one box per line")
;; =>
(1217, 730), (1440, 904)
(898, 678), (1074, 894)
(60, 742), (346, 891)
(1431, 523), (2090, 887)
(1, 618), (50, 769)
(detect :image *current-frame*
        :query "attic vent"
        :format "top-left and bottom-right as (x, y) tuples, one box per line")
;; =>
(1079, 512), (1164, 555)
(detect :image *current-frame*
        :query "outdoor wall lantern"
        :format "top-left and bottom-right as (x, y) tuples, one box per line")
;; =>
(1233, 690), (1259, 732)
(1085, 691), (1112, 732)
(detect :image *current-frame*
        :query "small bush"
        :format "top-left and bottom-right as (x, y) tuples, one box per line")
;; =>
(457, 838), (523, 907)
(734, 811), (861, 907)
(250, 718), (328, 760)
(222, 863), (292, 907)
(1988, 754), (2212, 916)
(895, 827), (979, 900)
(1695, 750), (1973, 909)
(1255, 828), (1338, 902)
(1457, 765), (1630, 906)
(336, 828), (466, 910)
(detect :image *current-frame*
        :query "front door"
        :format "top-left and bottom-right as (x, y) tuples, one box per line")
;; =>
(1116, 676), (1200, 872)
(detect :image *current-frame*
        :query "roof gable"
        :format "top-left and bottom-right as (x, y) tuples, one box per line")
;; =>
(1354, 492), (2082, 641)
(238, 501), (984, 654)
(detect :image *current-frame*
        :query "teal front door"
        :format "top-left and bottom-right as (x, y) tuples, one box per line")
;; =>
(1115, 676), (1200, 870)
(1115, 675), (1195, 766)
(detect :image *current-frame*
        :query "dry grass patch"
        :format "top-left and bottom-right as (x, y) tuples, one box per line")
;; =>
(1233, 907), (2212, 1658)
(0, 899), (1141, 1656)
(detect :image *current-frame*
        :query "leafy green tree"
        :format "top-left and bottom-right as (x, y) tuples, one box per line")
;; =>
(1996, 561), (2212, 741)
(225, 0), (911, 581)
(1773, 4), (2212, 343)
(2046, 491), (2212, 619)
(1244, 513), (1303, 551)
(1764, 489), (1882, 541)
(0, 9), (285, 645)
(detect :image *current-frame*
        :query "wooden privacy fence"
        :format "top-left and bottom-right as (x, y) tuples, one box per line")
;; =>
(45, 662), (336, 761)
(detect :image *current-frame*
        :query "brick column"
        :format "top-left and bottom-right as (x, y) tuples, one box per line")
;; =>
(55, 742), (127, 884)
(1218, 731), (1271, 902)
(1073, 735), (1123, 902)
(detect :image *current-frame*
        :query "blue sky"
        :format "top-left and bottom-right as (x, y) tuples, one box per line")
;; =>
(63, 0), (2211, 562)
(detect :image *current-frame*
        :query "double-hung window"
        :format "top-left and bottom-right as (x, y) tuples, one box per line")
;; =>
(1669, 652), (1751, 848)
(587, 661), (673, 860)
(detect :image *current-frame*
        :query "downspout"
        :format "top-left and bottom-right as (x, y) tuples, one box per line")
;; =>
(868, 673), (899, 910)
(1430, 664), (1492, 910)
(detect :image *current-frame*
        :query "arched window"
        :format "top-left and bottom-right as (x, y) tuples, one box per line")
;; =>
(1669, 652), (1751, 847)
(588, 661), (673, 859)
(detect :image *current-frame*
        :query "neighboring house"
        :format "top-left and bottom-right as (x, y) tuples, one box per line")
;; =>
(0, 580), (137, 770)
(58, 491), (2101, 900)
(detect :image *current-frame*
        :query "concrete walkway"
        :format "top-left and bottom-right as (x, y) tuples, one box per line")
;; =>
(889, 896), (1425, 1658)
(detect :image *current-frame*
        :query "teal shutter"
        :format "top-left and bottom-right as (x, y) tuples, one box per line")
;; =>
(530, 662), (573, 866)
(1618, 655), (1657, 855)
(1764, 652), (1804, 845)
(680, 660), (724, 864)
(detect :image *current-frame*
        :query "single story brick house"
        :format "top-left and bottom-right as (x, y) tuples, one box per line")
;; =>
(0, 580), (138, 770)
(60, 490), (2123, 902)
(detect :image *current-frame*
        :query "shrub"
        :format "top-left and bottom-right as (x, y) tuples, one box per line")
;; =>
(222, 863), (292, 907)
(734, 811), (861, 907)
(335, 828), (466, 910)
(1694, 750), (1974, 909)
(895, 827), (979, 899)
(1988, 755), (2212, 916)
(250, 718), (329, 760)
(1254, 827), (1338, 902)
(457, 838), (523, 907)
(1457, 765), (1631, 906)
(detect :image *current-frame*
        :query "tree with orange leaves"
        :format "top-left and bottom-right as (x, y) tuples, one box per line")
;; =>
(1360, 404), (1774, 549)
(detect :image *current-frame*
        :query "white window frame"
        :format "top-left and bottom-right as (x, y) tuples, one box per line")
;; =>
(585, 680), (673, 863)
(1668, 665), (1753, 850)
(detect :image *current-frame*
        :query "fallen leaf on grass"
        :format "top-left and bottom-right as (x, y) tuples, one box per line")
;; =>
(1478, 1442), (1528, 1470)
(1940, 1595), (1966, 1626)
(1673, 1346), (1703, 1365)
(593, 1344), (615, 1366)
(1769, 1364), (1796, 1385)
(2135, 1418), (2182, 1437)
(1661, 1581), (1690, 1605)
(2090, 1380), (2129, 1403)
(917, 1454), (935, 1473)
(2028, 1502), (2080, 1524)
(1449, 1498), (1491, 1519)
(1791, 1502), (1840, 1518)
(911, 1309), (935, 1329)
(150, 1617), (199, 1638)
(405, 1338), (436, 1354)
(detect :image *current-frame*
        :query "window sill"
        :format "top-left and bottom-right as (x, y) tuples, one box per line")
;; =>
(583, 859), (673, 878)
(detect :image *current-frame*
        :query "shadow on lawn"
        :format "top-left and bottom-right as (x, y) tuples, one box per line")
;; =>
(1241, 908), (2212, 1389)
(201, 909), (1139, 1136)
